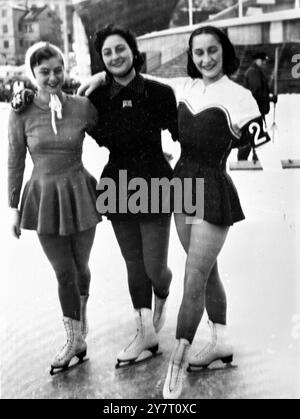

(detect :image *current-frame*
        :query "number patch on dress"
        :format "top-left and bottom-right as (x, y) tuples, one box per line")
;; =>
(247, 118), (271, 148)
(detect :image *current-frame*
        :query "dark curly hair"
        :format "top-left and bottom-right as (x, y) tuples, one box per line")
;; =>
(94, 24), (144, 75)
(187, 26), (240, 79)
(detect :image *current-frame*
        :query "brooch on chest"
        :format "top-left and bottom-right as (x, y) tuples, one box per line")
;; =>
(122, 100), (133, 108)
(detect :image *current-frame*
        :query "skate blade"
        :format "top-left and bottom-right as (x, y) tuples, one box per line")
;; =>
(50, 357), (89, 376)
(187, 360), (237, 373)
(115, 350), (162, 369)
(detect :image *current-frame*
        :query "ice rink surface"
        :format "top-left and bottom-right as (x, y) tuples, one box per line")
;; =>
(0, 95), (299, 399)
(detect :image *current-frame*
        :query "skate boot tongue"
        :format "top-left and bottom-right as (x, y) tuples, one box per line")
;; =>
(116, 308), (159, 368)
(172, 339), (190, 365)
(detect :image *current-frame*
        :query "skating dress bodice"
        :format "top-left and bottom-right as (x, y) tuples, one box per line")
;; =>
(8, 95), (102, 235)
(172, 76), (261, 225)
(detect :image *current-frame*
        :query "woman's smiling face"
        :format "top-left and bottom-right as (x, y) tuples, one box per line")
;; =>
(33, 55), (65, 95)
(191, 33), (224, 85)
(101, 34), (134, 78)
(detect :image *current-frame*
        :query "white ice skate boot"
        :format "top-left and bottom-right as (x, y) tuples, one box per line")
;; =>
(80, 295), (89, 340)
(50, 317), (87, 375)
(188, 321), (233, 371)
(116, 308), (159, 368)
(153, 294), (168, 333)
(163, 338), (190, 399)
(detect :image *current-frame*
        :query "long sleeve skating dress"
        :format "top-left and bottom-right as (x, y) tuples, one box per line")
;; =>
(8, 95), (102, 236)
(173, 75), (261, 226)
(89, 75), (179, 220)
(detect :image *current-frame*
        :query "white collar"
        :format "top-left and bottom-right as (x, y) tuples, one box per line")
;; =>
(200, 75), (228, 94)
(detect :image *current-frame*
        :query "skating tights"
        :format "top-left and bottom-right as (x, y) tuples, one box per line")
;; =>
(112, 216), (172, 310)
(174, 214), (229, 343)
(38, 227), (96, 320)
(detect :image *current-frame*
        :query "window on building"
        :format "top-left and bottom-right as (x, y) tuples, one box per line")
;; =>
(20, 39), (24, 48)
(3, 24), (8, 34)
(29, 24), (33, 33)
(2, 9), (7, 18)
(4, 40), (9, 49)
(18, 23), (22, 32)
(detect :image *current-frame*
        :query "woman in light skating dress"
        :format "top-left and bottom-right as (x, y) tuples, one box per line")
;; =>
(8, 42), (102, 375)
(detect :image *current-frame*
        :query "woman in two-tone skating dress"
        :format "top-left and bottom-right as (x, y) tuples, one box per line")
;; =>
(8, 42), (101, 375)
(159, 26), (270, 399)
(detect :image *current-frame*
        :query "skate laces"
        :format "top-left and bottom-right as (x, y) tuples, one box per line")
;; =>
(195, 322), (217, 360)
(55, 342), (72, 361)
(125, 327), (143, 352)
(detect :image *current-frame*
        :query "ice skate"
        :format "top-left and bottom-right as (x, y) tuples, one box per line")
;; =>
(153, 293), (168, 333)
(116, 308), (159, 369)
(187, 321), (233, 371)
(50, 317), (87, 375)
(163, 338), (190, 399)
(80, 295), (89, 340)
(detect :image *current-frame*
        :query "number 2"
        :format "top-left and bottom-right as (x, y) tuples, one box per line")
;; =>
(249, 121), (267, 146)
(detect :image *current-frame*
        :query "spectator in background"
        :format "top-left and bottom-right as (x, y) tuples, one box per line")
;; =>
(0, 81), (6, 101)
(238, 51), (277, 161)
(4, 79), (13, 102)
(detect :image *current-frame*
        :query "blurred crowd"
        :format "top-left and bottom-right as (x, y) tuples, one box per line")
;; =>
(0, 77), (81, 102)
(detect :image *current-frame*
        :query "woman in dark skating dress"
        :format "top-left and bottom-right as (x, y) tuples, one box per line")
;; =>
(8, 42), (101, 374)
(82, 25), (178, 367)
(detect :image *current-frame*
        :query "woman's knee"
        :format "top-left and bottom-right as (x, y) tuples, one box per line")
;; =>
(74, 262), (90, 279)
(145, 263), (171, 283)
(186, 257), (211, 280)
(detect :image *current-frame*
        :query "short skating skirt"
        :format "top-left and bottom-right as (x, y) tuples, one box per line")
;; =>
(174, 157), (245, 226)
(20, 165), (102, 236)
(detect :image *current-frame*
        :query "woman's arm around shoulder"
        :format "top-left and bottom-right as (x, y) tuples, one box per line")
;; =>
(77, 72), (107, 97)
(143, 73), (190, 100)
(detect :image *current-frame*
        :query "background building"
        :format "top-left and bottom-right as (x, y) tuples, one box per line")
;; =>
(0, 2), (62, 64)
(21, 6), (63, 52)
(0, 0), (71, 62)
(0, 4), (26, 65)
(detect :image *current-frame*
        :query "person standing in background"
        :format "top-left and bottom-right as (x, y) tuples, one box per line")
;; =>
(238, 51), (277, 161)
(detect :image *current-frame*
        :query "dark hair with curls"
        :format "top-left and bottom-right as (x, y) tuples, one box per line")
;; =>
(30, 45), (64, 73)
(94, 24), (144, 75)
(187, 26), (240, 79)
